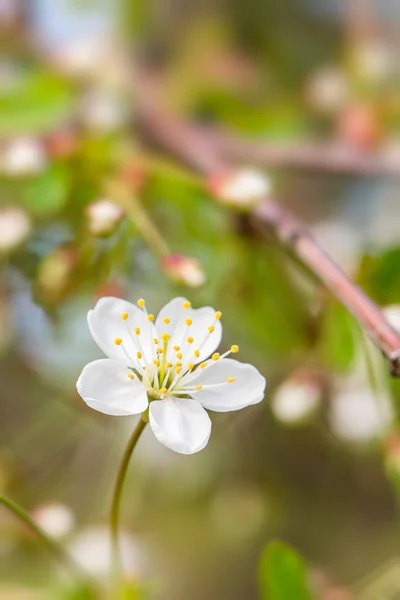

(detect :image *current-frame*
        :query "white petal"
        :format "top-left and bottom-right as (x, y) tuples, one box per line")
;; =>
(87, 297), (156, 366)
(189, 358), (266, 412)
(149, 397), (211, 454)
(77, 359), (148, 416)
(156, 298), (222, 365)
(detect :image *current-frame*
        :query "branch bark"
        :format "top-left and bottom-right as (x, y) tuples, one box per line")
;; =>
(137, 101), (400, 375)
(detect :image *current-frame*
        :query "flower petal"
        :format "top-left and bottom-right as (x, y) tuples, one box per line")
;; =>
(77, 359), (148, 416)
(156, 298), (222, 365)
(189, 358), (266, 412)
(87, 297), (156, 366)
(149, 397), (211, 454)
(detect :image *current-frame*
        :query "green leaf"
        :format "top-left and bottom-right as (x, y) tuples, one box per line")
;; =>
(320, 300), (357, 372)
(21, 164), (70, 217)
(259, 541), (314, 600)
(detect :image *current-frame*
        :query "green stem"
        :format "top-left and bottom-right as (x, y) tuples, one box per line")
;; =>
(110, 418), (147, 561)
(0, 493), (84, 580)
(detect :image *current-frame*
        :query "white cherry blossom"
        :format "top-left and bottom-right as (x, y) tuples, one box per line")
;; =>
(77, 297), (266, 454)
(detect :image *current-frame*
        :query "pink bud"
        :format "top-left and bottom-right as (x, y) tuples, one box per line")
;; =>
(163, 254), (206, 287)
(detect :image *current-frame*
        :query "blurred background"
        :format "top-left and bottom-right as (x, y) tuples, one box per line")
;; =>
(0, 0), (400, 598)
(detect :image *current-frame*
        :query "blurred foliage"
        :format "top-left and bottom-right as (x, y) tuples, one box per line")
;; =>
(259, 541), (314, 600)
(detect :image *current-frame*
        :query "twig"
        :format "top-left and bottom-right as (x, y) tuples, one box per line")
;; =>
(137, 103), (400, 375)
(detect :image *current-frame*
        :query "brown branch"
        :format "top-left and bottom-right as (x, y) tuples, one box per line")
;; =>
(137, 101), (400, 375)
(210, 132), (400, 178)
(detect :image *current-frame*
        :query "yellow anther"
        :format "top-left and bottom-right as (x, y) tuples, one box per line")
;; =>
(208, 325), (215, 333)
(200, 361), (208, 369)
(177, 352), (183, 360)
(154, 338), (159, 344)
(176, 366), (182, 374)
(137, 352), (142, 359)
(122, 312), (128, 320)
(162, 333), (171, 342)
(137, 299), (145, 307)
(135, 327), (141, 335)
(166, 362), (173, 368)
(195, 385), (203, 391)
(163, 317), (171, 324)
(115, 338), (123, 345)
(188, 363), (194, 370)
(194, 349), (200, 358)
(148, 314), (155, 321)
(157, 348), (163, 354)
(231, 345), (239, 353)
(212, 353), (220, 361)
(186, 318), (192, 326)
(173, 345), (180, 351)
(159, 388), (167, 394)
(154, 359), (160, 367)
(215, 311), (222, 319)
(187, 336), (194, 344)
(128, 373), (135, 380)
(183, 301), (191, 309)
(227, 377), (236, 383)
(176, 362), (182, 367)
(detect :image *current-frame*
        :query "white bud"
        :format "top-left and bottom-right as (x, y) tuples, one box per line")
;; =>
(0, 206), (31, 253)
(305, 66), (350, 114)
(1, 137), (47, 177)
(352, 41), (394, 84)
(31, 503), (75, 540)
(272, 374), (321, 425)
(85, 198), (125, 236)
(329, 387), (393, 443)
(209, 168), (270, 208)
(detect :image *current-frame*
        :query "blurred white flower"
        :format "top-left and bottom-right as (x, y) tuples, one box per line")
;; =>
(0, 207), (31, 253)
(53, 37), (109, 78)
(329, 386), (393, 443)
(1, 138), (47, 177)
(68, 526), (143, 580)
(31, 503), (75, 540)
(272, 372), (321, 426)
(208, 168), (270, 209)
(352, 41), (395, 84)
(383, 305), (400, 333)
(79, 89), (128, 133)
(85, 198), (125, 236)
(77, 296), (266, 454)
(163, 254), (206, 288)
(305, 66), (350, 113)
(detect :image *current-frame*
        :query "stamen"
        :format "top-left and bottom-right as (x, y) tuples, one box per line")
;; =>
(122, 312), (128, 320)
(183, 301), (191, 309)
(194, 349), (200, 358)
(208, 325), (215, 333)
(200, 361), (208, 369)
(159, 388), (167, 394)
(137, 299), (145, 308)
(195, 385), (202, 391)
(173, 345), (180, 351)
(186, 318), (192, 326)
(215, 311), (222, 319)
(135, 328), (141, 335)
(115, 338), (123, 345)
(166, 362), (173, 369)
(177, 352), (183, 360)
(128, 373), (135, 380)
(157, 348), (163, 354)
(137, 352), (142, 359)
(163, 317), (171, 324)
(176, 362), (182, 367)
(154, 359), (160, 367)
(148, 314), (155, 321)
(176, 366), (182, 374)
(227, 377), (236, 383)
(187, 336), (194, 344)
(212, 353), (220, 361)
(154, 338), (159, 345)
(162, 333), (171, 342)
(231, 345), (239, 353)
(188, 363), (194, 370)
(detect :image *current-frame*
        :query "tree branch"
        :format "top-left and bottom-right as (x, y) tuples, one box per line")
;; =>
(137, 101), (400, 375)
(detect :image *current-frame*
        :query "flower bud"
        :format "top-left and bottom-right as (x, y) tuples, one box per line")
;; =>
(37, 245), (78, 303)
(1, 137), (47, 177)
(163, 254), (206, 287)
(208, 168), (270, 209)
(305, 66), (350, 114)
(31, 503), (75, 540)
(272, 371), (321, 425)
(0, 206), (31, 254)
(336, 104), (382, 150)
(85, 198), (125, 236)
